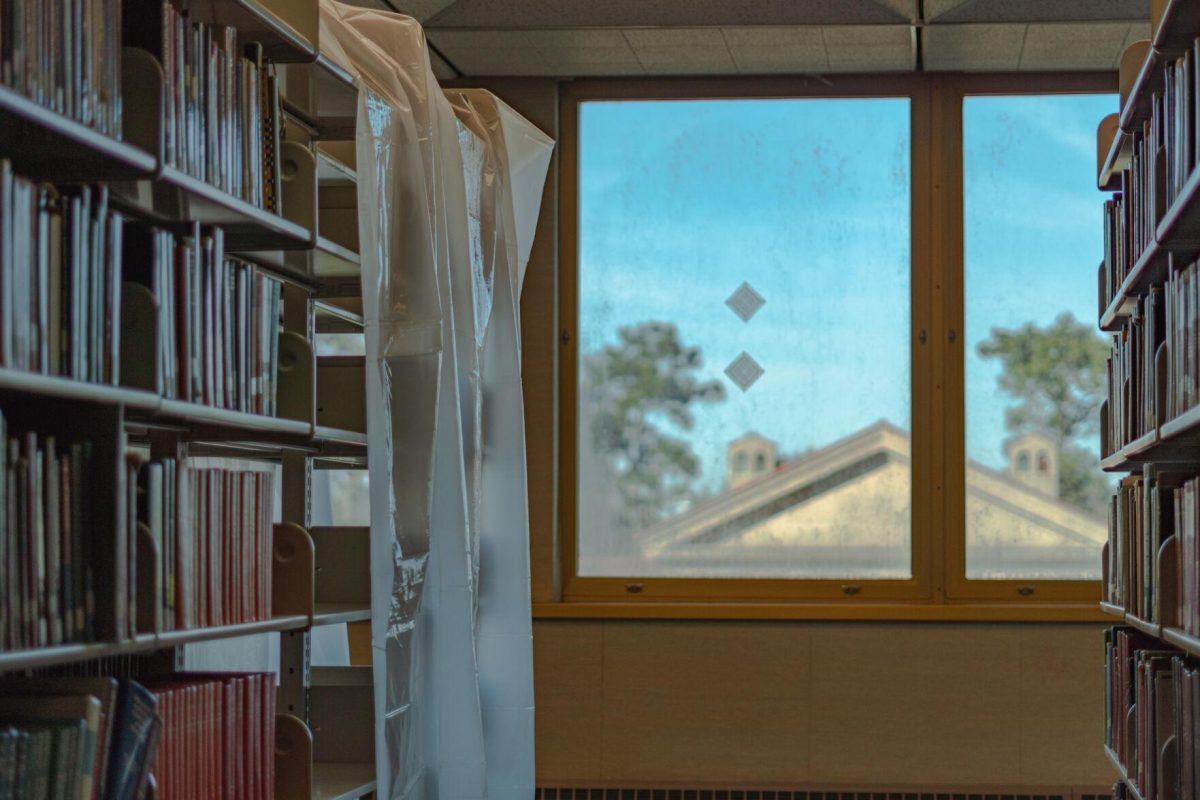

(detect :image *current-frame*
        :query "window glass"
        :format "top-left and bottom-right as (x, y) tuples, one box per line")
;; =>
(963, 94), (1116, 580)
(576, 97), (912, 579)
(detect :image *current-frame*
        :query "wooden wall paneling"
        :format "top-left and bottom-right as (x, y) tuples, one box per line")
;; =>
(531, 619), (1112, 787)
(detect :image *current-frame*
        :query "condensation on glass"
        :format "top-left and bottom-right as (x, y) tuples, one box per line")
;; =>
(963, 93), (1117, 580)
(576, 97), (913, 580)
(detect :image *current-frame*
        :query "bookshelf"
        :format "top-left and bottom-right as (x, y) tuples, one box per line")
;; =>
(1097, 4), (1200, 800)
(0, 0), (378, 795)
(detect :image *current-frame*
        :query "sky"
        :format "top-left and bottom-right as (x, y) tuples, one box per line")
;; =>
(577, 92), (1115, 497)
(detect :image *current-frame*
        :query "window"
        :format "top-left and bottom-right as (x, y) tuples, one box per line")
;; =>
(959, 92), (1114, 586)
(572, 93), (914, 587)
(553, 75), (1113, 615)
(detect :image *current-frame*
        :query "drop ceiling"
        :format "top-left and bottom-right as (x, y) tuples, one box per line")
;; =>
(383, 0), (1151, 79)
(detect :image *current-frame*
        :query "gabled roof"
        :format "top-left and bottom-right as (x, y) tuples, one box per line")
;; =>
(641, 420), (908, 553)
(639, 420), (1105, 556)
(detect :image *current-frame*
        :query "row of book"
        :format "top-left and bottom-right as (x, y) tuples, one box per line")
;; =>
(129, 457), (275, 635)
(0, 675), (158, 800)
(0, 162), (287, 413)
(1108, 473), (1161, 622)
(1106, 626), (1200, 800)
(1103, 190), (1135, 316)
(0, 0), (123, 138)
(1101, 139), (1159, 316)
(149, 672), (275, 800)
(1102, 41), (1200, 316)
(1164, 259), (1200, 425)
(1103, 258), (1200, 454)
(1104, 40), (1200, 314)
(0, 414), (96, 653)
(1107, 293), (1157, 452)
(1182, 476), (1200, 639)
(0, 671), (276, 799)
(1104, 469), (1200, 638)
(125, 2), (283, 212)
(0, 428), (276, 650)
(125, 224), (284, 415)
(0, 162), (123, 384)
(1159, 41), (1200, 218)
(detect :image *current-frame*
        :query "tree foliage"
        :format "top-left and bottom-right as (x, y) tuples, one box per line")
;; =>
(582, 321), (725, 533)
(977, 311), (1110, 512)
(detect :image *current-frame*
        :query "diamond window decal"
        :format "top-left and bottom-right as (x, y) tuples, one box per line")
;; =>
(725, 281), (766, 322)
(724, 352), (765, 392)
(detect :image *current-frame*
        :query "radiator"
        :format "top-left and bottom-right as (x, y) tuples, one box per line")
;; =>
(536, 786), (1112, 800)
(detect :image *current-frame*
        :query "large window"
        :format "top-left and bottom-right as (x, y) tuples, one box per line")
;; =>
(555, 75), (1115, 614)
(575, 96), (912, 583)
(961, 94), (1114, 583)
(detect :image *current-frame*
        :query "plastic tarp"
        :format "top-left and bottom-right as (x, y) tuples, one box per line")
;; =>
(318, 3), (553, 797)
(445, 89), (553, 799)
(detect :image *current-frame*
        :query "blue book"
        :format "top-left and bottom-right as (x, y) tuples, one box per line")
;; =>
(103, 681), (160, 800)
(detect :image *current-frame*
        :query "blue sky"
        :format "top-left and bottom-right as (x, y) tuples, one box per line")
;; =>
(578, 92), (1114, 491)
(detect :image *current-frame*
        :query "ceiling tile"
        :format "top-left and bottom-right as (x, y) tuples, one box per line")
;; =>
(721, 26), (827, 74)
(531, 29), (645, 73)
(426, 0), (912, 28)
(923, 23), (1025, 71)
(427, 29), (543, 74)
(429, 47), (458, 79)
(1019, 21), (1132, 70)
(621, 27), (728, 47)
(926, 0), (1149, 24)
(392, 0), (458, 21)
(823, 25), (913, 72)
(925, 0), (973, 22)
(430, 28), (644, 76)
(622, 28), (736, 74)
(869, 0), (918, 21)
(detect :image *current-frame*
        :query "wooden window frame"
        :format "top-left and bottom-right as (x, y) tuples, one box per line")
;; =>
(544, 72), (1115, 621)
(939, 72), (1115, 605)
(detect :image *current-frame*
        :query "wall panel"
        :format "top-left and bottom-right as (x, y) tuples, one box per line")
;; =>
(534, 620), (1112, 787)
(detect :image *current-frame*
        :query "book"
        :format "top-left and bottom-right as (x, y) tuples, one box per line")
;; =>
(0, 410), (96, 652)
(103, 680), (160, 800)
(139, 671), (274, 800)
(122, 223), (283, 414)
(0, 675), (118, 800)
(123, 1), (281, 211)
(0, 693), (101, 800)
(129, 456), (273, 632)
(0, 0), (123, 137)
(0, 163), (124, 385)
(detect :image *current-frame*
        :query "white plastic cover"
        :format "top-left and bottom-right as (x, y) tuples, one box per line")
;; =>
(446, 90), (553, 799)
(317, 3), (552, 798)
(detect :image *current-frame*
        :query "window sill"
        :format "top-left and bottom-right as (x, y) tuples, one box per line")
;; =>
(532, 600), (1110, 623)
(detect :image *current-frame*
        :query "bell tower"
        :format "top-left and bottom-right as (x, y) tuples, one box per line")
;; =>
(1006, 431), (1059, 497)
(727, 432), (777, 489)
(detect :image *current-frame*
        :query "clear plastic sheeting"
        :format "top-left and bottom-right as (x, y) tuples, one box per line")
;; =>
(317, 3), (552, 798)
(318, 3), (445, 797)
(446, 90), (553, 799)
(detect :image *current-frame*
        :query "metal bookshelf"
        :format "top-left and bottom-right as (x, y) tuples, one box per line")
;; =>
(0, 0), (376, 795)
(1097, 5), (1200, 800)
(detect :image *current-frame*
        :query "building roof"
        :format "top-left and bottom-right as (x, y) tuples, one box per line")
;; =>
(638, 420), (1106, 560)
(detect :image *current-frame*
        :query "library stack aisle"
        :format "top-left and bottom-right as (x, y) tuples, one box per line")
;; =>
(319, 3), (554, 797)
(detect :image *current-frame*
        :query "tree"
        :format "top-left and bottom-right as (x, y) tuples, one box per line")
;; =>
(582, 321), (725, 535)
(977, 311), (1110, 513)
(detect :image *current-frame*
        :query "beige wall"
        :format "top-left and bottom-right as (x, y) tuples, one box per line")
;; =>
(451, 76), (1115, 790)
(534, 620), (1113, 788)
